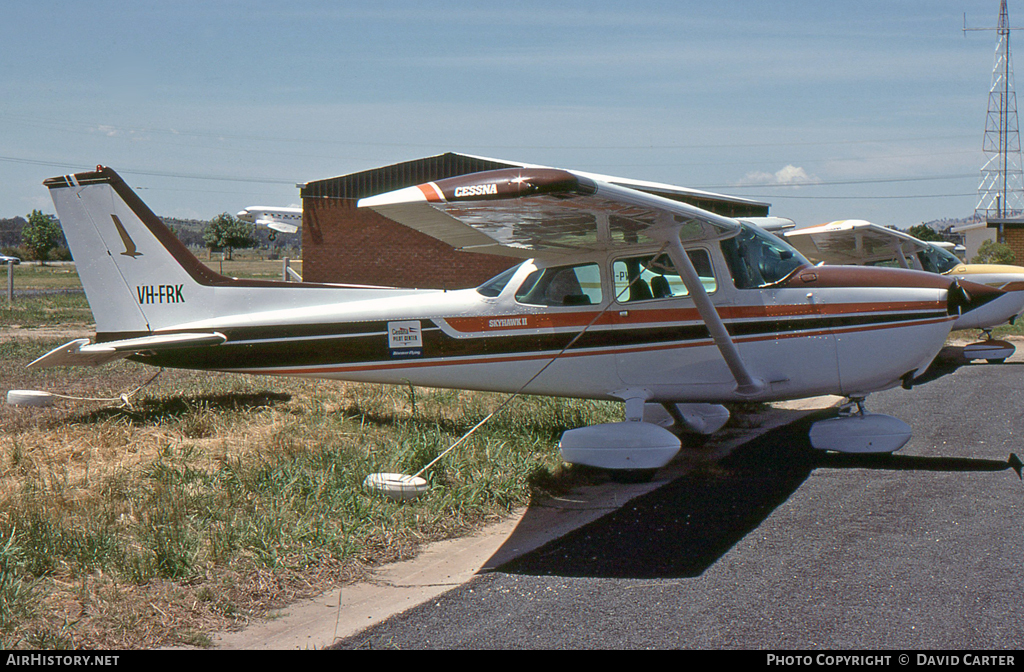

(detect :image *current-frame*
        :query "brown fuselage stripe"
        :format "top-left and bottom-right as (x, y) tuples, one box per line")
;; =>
(229, 314), (956, 377)
(131, 306), (951, 373)
(443, 300), (947, 333)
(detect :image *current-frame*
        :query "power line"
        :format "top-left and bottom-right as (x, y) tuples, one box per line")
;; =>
(0, 155), (295, 185)
(751, 192), (976, 201)
(0, 111), (978, 152)
(703, 173), (976, 191)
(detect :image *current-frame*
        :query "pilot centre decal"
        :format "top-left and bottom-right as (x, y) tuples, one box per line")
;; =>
(388, 320), (423, 358)
(137, 284), (185, 304)
(453, 183), (498, 198)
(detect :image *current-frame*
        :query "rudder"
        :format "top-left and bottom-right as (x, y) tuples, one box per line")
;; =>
(45, 167), (224, 337)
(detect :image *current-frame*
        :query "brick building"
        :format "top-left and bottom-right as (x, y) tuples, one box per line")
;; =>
(987, 218), (1024, 262)
(300, 153), (771, 289)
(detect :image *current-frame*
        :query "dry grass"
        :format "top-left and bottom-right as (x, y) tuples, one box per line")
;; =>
(0, 335), (618, 649)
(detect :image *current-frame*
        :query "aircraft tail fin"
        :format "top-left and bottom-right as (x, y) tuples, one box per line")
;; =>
(45, 166), (426, 343)
(45, 167), (238, 338)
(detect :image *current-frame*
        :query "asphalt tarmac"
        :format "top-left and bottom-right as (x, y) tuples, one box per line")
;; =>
(332, 346), (1024, 650)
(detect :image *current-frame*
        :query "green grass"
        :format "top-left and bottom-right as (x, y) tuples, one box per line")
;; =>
(1, 292), (93, 328)
(990, 321), (1024, 338)
(3, 263), (82, 291)
(199, 256), (302, 281)
(0, 337), (619, 648)
(1, 258), (302, 328)
(5, 258), (1021, 648)
(3, 255), (301, 291)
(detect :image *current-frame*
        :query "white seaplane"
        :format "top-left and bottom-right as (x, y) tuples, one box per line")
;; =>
(23, 166), (1006, 481)
(782, 219), (1024, 363)
(236, 205), (302, 240)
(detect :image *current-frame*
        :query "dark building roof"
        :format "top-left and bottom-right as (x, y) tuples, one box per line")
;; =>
(986, 217), (1024, 229)
(300, 152), (770, 218)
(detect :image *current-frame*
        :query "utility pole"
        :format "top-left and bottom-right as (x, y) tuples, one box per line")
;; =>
(968, 0), (1024, 230)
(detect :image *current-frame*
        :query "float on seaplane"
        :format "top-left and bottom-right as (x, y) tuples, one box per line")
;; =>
(20, 166), (1006, 480)
(782, 219), (1024, 363)
(236, 205), (302, 240)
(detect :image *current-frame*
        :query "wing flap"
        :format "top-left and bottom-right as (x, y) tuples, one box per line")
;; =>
(28, 332), (227, 369)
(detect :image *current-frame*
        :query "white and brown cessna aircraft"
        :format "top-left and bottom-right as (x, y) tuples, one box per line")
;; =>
(782, 219), (1024, 363)
(29, 166), (1005, 479)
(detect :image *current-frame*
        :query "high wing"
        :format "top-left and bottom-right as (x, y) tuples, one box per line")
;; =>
(782, 219), (930, 266)
(357, 168), (742, 259)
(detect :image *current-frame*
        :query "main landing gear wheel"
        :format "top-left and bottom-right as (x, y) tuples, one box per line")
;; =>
(962, 329), (1015, 363)
(558, 422), (681, 484)
(808, 397), (912, 454)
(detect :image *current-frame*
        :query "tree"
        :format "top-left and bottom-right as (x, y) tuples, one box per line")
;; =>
(907, 224), (944, 242)
(21, 209), (63, 262)
(972, 239), (1016, 265)
(203, 213), (255, 260)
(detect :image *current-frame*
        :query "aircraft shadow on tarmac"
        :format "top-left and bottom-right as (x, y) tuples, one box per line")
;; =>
(497, 408), (1022, 581)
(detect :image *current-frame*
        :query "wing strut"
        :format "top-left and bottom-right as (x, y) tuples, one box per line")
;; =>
(665, 236), (766, 396)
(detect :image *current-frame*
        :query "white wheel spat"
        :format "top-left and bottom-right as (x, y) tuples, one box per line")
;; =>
(363, 473), (429, 501)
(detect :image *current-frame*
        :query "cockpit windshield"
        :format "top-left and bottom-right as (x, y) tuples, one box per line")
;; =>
(719, 223), (810, 289)
(917, 244), (961, 274)
(475, 263), (523, 297)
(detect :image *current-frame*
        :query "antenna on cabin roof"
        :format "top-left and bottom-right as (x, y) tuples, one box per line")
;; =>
(966, 1), (1024, 225)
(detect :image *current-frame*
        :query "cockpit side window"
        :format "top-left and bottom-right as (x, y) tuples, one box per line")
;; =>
(514, 263), (603, 306)
(612, 250), (716, 302)
(720, 224), (809, 289)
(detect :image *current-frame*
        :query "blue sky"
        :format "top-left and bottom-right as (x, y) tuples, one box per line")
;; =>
(0, 1), (1014, 228)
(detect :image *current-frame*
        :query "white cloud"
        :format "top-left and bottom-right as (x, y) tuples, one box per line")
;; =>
(740, 165), (820, 186)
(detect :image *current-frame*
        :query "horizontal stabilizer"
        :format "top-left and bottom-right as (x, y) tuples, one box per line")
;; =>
(28, 332), (227, 369)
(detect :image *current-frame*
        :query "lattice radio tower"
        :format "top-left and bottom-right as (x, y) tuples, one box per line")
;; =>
(968, 0), (1024, 221)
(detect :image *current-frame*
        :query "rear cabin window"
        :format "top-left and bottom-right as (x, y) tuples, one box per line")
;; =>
(514, 263), (603, 306)
(612, 250), (716, 302)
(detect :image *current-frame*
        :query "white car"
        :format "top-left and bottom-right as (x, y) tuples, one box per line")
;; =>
(0, 254), (20, 265)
